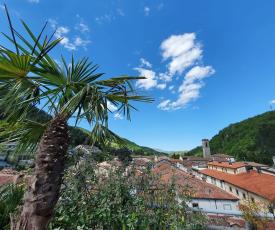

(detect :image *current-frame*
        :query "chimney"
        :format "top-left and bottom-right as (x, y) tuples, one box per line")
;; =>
(202, 139), (211, 158)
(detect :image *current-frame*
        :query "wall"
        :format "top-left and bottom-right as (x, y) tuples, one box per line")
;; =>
(187, 198), (240, 215)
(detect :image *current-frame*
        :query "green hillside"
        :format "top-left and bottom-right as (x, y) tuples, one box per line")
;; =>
(70, 125), (164, 156)
(187, 111), (275, 165)
(0, 108), (165, 157)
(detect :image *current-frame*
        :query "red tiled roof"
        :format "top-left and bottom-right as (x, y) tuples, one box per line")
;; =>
(207, 215), (245, 228)
(153, 163), (238, 200)
(211, 154), (233, 158)
(187, 156), (210, 161)
(0, 175), (14, 186)
(208, 161), (247, 169)
(245, 162), (268, 167)
(266, 220), (275, 230)
(201, 169), (275, 201)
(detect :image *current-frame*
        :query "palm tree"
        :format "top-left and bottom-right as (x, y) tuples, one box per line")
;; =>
(0, 6), (152, 229)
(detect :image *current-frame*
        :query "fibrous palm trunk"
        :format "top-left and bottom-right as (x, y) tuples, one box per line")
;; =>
(14, 116), (69, 230)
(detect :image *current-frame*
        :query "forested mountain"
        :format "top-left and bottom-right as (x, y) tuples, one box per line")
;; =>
(187, 111), (275, 165)
(0, 108), (165, 157)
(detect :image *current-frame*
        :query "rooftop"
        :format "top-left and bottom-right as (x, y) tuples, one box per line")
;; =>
(211, 154), (233, 158)
(200, 169), (275, 201)
(0, 175), (14, 186)
(208, 161), (247, 169)
(153, 162), (238, 200)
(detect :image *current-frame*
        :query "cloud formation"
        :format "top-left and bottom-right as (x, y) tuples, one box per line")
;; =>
(158, 66), (215, 110)
(134, 33), (215, 110)
(161, 33), (202, 76)
(107, 101), (124, 120)
(134, 59), (168, 90)
(49, 18), (91, 51)
(134, 68), (158, 90)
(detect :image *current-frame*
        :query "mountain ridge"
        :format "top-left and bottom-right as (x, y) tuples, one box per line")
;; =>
(187, 110), (275, 165)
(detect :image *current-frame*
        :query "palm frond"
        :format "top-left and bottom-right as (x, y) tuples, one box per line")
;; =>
(90, 123), (126, 146)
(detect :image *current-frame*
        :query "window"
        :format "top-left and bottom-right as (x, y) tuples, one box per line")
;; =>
(192, 203), (199, 208)
(221, 181), (224, 189)
(242, 193), (246, 199)
(236, 189), (239, 196)
(251, 197), (255, 203)
(223, 204), (232, 210)
(229, 186), (232, 192)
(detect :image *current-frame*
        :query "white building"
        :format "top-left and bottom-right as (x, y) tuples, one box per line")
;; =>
(153, 160), (240, 215)
(195, 161), (275, 216)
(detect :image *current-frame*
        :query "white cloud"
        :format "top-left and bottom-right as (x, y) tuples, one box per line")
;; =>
(157, 99), (171, 110)
(114, 113), (123, 120)
(107, 101), (124, 120)
(95, 14), (114, 24)
(140, 58), (152, 68)
(134, 68), (158, 90)
(161, 33), (202, 76)
(107, 101), (118, 112)
(49, 19), (91, 51)
(159, 72), (172, 82)
(270, 100), (275, 104)
(180, 66), (215, 88)
(156, 83), (166, 90)
(144, 6), (150, 16)
(135, 33), (214, 109)
(134, 59), (168, 90)
(75, 22), (89, 33)
(28, 0), (39, 3)
(74, 36), (91, 48)
(158, 66), (215, 110)
(75, 14), (90, 33)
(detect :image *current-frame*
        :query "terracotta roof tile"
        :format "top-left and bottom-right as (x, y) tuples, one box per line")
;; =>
(208, 161), (247, 169)
(201, 169), (275, 201)
(0, 175), (14, 186)
(153, 162), (238, 200)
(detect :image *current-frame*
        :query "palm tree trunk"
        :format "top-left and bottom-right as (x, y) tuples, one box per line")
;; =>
(14, 115), (69, 230)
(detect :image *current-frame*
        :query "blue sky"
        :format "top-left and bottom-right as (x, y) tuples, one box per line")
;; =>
(1, 0), (275, 151)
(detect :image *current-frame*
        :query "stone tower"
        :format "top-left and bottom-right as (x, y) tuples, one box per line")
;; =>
(202, 139), (211, 158)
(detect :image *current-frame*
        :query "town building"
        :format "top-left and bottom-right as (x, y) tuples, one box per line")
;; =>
(195, 161), (275, 213)
(153, 160), (240, 215)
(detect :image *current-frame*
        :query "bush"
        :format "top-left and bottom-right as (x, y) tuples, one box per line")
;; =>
(50, 156), (206, 229)
(0, 184), (25, 229)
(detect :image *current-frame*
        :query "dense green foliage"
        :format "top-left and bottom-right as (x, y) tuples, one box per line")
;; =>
(188, 111), (275, 164)
(49, 156), (206, 230)
(0, 184), (25, 229)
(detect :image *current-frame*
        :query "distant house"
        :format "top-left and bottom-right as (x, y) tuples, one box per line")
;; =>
(153, 160), (240, 215)
(210, 153), (236, 163)
(195, 161), (275, 215)
(207, 161), (248, 174)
